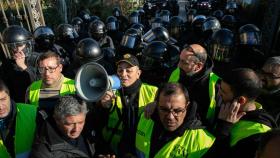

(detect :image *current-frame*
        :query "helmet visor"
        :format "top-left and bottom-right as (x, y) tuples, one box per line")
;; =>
(161, 15), (169, 23)
(130, 16), (139, 24)
(5, 40), (33, 59)
(121, 35), (137, 49)
(152, 22), (162, 29)
(107, 22), (118, 31)
(143, 29), (156, 43)
(140, 55), (157, 70)
(239, 32), (261, 45)
(209, 43), (232, 62)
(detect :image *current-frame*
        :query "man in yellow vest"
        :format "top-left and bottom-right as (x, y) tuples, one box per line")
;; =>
(25, 51), (75, 114)
(136, 82), (215, 158)
(96, 53), (158, 156)
(168, 44), (220, 129)
(0, 79), (37, 158)
(211, 68), (276, 157)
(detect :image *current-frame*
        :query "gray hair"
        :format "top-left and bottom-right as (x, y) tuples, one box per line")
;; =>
(264, 56), (280, 67)
(53, 95), (88, 121)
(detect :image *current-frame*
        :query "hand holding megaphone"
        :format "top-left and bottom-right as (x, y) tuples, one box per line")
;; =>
(75, 62), (121, 102)
(100, 90), (116, 108)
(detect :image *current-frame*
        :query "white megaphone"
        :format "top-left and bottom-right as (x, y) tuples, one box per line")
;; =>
(75, 62), (121, 102)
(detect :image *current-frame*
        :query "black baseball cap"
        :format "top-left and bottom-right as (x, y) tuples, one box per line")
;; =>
(116, 53), (139, 67)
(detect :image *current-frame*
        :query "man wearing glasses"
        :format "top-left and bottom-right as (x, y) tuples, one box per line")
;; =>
(25, 51), (75, 114)
(135, 83), (215, 157)
(168, 44), (221, 129)
(257, 56), (280, 124)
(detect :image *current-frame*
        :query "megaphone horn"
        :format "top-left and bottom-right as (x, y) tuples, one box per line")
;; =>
(75, 62), (121, 102)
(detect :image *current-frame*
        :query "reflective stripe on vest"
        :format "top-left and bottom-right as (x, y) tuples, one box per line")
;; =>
(136, 114), (215, 158)
(168, 67), (220, 123)
(29, 77), (76, 106)
(102, 83), (158, 153)
(0, 103), (37, 158)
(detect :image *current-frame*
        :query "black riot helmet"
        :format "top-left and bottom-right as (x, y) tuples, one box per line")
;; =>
(130, 23), (145, 35)
(1, 25), (33, 59)
(151, 17), (163, 29)
(159, 10), (171, 23)
(71, 17), (84, 34)
(168, 16), (184, 39)
(238, 24), (261, 46)
(221, 14), (236, 31)
(191, 15), (206, 33)
(141, 40), (179, 70)
(143, 26), (170, 43)
(208, 28), (235, 62)
(212, 10), (224, 20)
(89, 15), (100, 23)
(225, 1), (238, 14)
(33, 26), (55, 51)
(106, 16), (119, 31)
(186, 9), (197, 23)
(112, 7), (122, 17)
(88, 20), (107, 41)
(75, 38), (103, 63)
(56, 24), (79, 42)
(129, 11), (140, 24)
(202, 17), (221, 39)
(141, 41), (168, 70)
(120, 28), (142, 49)
(138, 8), (146, 23)
(78, 10), (91, 23)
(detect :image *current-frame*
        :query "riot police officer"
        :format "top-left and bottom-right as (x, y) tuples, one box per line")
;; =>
(140, 40), (180, 86)
(55, 23), (79, 61)
(208, 28), (236, 77)
(167, 16), (185, 48)
(106, 16), (123, 49)
(117, 28), (143, 59)
(236, 23), (265, 69)
(1, 25), (39, 102)
(65, 38), (115, 78)
(88, 19), (115, 49)
(201, 16), (221, 47)
(71, 16), (88, 39)
(112, 7), (129, 32)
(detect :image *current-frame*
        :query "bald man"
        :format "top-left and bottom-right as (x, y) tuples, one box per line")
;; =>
(168, 44), (221, 129)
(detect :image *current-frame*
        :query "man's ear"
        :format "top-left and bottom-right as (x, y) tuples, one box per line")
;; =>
(138, 69), (142, 75)
(237, 96), (247, 105)
(194, 62), (203, 72)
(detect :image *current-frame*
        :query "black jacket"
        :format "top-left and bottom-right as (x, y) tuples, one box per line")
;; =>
(30, 113), (96, 158)
(257, 89), (280, 125)
(177, 57), (221, 128)
(0, 58), (39, 102)
(204, 108), (277, 158)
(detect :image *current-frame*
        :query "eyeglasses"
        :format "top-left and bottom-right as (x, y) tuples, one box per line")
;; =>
(38, 65), (59, 74)
(158, 106), (187, 117)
